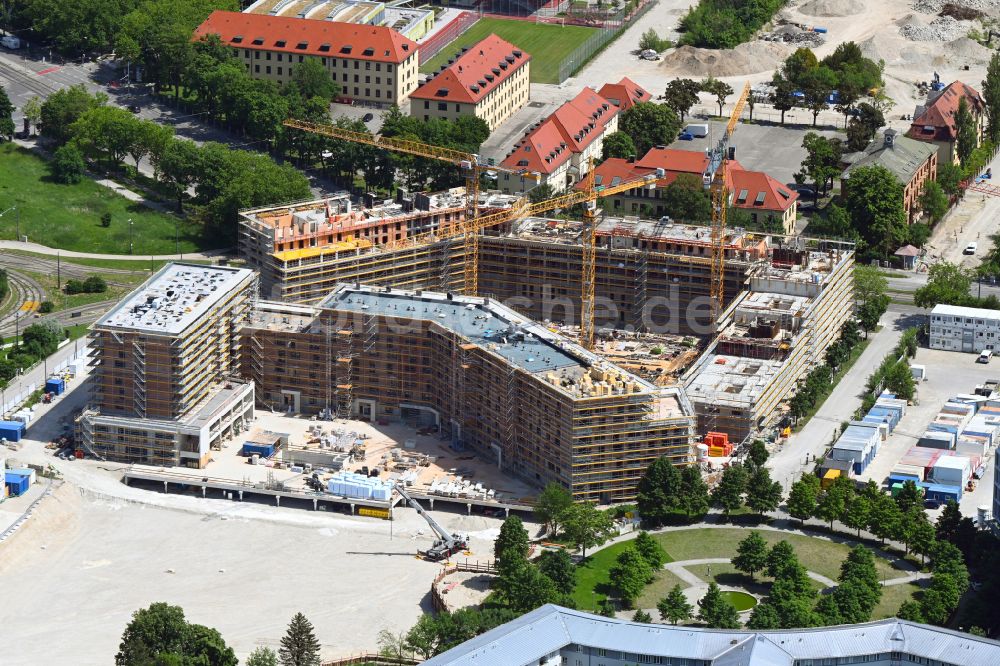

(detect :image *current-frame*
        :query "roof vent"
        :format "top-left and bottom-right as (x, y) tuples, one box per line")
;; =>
(403, 44), (409, 51)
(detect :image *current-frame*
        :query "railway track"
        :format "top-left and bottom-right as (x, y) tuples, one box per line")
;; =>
(0, 59), (58, 98)
(0, 253), (146, 287)
(0, 269), (45, 332)
(0, 300), (115, 338)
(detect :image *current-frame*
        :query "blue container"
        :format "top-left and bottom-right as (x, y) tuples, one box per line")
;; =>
(5, 471), (30, 497)
(813, 26), (828, 33)
(921, 482), (961, 503)
(0, 420), (24, 442)
(45, 377), (65, 396)
(241, 443), (275, 457)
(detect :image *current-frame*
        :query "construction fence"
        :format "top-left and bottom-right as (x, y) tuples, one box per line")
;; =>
(418, 11), (479, 66)
(555, 0), (654, 83)
(1, 343), (90, 417)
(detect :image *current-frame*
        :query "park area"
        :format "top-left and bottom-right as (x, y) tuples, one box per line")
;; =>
(571, 527), (922, 621)
(419, 18), (597, 84)
(0, 144), (207, 255)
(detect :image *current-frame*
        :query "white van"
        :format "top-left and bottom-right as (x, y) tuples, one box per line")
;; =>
(684, 124), (709, 138)
(965, 242), (978, 255)
(1, 35), (20, 50)
(978, 349), (993, 364)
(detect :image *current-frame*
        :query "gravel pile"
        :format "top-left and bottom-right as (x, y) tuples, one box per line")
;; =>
(899, 15), (970, 40)
(912, 0), (1000, 13)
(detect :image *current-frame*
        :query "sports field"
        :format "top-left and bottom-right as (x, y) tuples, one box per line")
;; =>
(420, 18), (597, 84)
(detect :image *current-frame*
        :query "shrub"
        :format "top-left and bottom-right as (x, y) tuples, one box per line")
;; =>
(83, 276), (107, 293)
(50, 143), (85, 184)
(38, 301), (54, 313)
(101, 212), (112, 227)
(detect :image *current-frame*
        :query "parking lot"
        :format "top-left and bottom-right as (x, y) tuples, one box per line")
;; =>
(855, 347), (999, 518)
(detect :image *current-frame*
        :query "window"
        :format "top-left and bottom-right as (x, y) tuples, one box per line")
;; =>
(277, 53), (283, 62)
(299, 55), (304, 63)
(266, 52), (272, 61)
(424, 101), (429, 109)
(254, 64), (260, 73)
(438, 102), (447, 111)
(277, 66), (282, 75)
(266, 66), (271, 74)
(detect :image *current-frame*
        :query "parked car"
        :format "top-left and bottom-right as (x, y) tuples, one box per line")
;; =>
(363, 112), (374, 122)
(965, 242), (979, 255)
(128, 103), (141, 114)
(978, 349), (993, 364)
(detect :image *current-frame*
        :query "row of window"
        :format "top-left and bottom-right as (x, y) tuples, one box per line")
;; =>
(242, 49), (396, 73)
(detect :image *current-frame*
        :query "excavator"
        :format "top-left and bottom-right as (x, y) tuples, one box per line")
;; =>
(394, 483), (469, 561)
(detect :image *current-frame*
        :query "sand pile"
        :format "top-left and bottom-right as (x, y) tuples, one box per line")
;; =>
(797, 0), (865, 17)
(899, 14), (969, 41)
(946, 35), (993, 60)
(660, 41), (790, 77)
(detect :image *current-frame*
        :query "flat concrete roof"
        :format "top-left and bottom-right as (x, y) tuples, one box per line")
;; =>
(96, 263), (253, 336)
(685, 354), (783, 406)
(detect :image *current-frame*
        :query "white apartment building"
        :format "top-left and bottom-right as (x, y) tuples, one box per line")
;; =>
(928, 303), (1000, 353)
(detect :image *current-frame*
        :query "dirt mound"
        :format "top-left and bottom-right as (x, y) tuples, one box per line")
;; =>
(946, 35), (993, 60)
(797, 0), (865, 17)
(660, 42), (790, 77)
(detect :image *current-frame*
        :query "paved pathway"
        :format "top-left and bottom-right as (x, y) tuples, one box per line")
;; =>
(0, 240), (227, 261)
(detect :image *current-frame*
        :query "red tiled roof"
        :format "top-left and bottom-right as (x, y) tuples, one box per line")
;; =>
(907, 80), (984, 144)
(728, 168), (798, 212)
(582, 149), (795, 213)
(193, 10), (416, 64)
(500, 87), (618, 174)
(597, 77), (651, 111)
(411, 34), (529, 104)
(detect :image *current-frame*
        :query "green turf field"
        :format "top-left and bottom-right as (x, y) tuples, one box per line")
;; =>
(420, 18), (597, 84)
(0, 144), (208, 255)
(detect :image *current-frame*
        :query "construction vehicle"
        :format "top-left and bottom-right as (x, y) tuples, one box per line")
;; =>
(394, 483), (468, 561)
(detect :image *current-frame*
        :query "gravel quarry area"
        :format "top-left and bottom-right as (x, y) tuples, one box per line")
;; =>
(0, 438), (515, 665)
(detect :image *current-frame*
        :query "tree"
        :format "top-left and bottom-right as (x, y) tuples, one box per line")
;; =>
(908, 222), (931, 248)
(883, 361), (915, 401)
(158, 138), (201, 213)
(0, 84), (14, 141)
(634, 531), (667, 569)
(843, 165), (908, 258)
(292, 57), (339, 102)
(867, 493), (901, 545)
(636, 456), (682, 526)
(700, 77), (733, 117)
(496, 558), (561, 612)
(662, 78), (701, 122)
(247, 647), (279, 666)
(116, 603), (190, 666)
(128, 120), (173, 172)
(22, 95), (43, 136)
(766, 540), (798, 577)
(801, 66), (838, 127)
(661, 173), (711, 222)
(984, 52), (1000, 144)
(50, 143), (86, 184)
(185, 624), (238, 666)
(70, 105), (137, 167)
(403, 613), (442, 659)
(908, 510), (936, 564)
(598, 598), (617, 617)
(534, 482), (573, 536)
(712, 462), (747, 518)
(936, 161), (963, 196)
(732, 531), (769, 581)
(842, 494), (871, 537)
(639, 28), (671, 52)
(620, 102), (681, 157)
(770, 75), (798, 126)
(601, 131), (636, 160)
(745, 465), (782, 517)
(39, 84), (107, 145)
(746, 601), (782, 629)
(922, 574), (960, 625)
(838, 545), (882, 615)
(697, 582), (741, 629)
(787, 475), (819, 525)
(527, 183), (556, 204)
(956, 96), (978, 167)
(537, 549), (576, 595)
(657, 584), (693, 625)
(632, 608), (653, 623)
(897, 599), (924, 622)
(21, 322), (64, 358)
(279, 613), (321, 666)
(678, 464), (710, 520)
(914, 262), (973, 308)
(782, 47), (818, 85)
(609, 546), (653, 607)
(747, 440), (769, 468)
(562, 501), (614, 557)
(920, 181), (948, 224)
(797, 132), (843, 203)
(494, 515), (530, 577)
(815, 477), (852, 529)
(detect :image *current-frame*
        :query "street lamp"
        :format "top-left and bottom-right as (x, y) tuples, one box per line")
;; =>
(0, 206), (19, 241)
(128, 218), (134, 254)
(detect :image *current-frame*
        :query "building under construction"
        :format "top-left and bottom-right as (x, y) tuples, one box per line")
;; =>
(683, 242), (855, 441)
(241, 285), (695, 502)
(239, 198), (769, 336)
(77, 264), (258, 466)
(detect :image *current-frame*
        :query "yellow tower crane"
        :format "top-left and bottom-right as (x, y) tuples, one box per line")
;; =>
(707, 82), (751, 322)
(283, 119), (540, 297)
(283, 120), (665, 352)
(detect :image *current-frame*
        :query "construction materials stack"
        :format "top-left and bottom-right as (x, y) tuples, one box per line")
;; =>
(326, 471), (392, 501)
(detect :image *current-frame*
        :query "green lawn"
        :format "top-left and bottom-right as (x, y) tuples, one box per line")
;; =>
(20, 268), (148, 313)
(571, 540), (675, 610)
(0, 144), (209, 255)
(652, 529), (904, 582)
(872, 582), (923, 619)
(2, 249), (211, 272)
(420, 19), (597, 84)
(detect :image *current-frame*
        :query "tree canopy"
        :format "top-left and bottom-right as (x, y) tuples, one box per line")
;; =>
(620, 102), (681, 157)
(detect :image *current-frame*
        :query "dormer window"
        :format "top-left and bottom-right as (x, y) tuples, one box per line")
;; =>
(296, 42), (308, 49)
(252, 37), (264, 45)
(232, 35), (244, 44)
(363, 47), (374, 56)
(275, 40), (287, 48)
